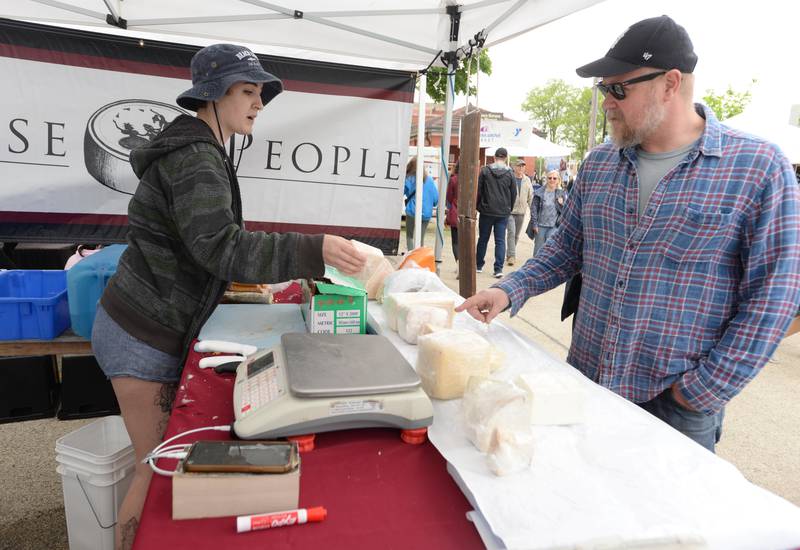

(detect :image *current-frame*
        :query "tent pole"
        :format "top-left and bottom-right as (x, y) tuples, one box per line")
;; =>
(413, 72), (426, 251)
(436, 63), (455, 268)
(435, 5), (461, 270)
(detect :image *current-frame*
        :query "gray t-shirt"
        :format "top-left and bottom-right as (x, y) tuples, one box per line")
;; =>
(636, 139), (699, 217)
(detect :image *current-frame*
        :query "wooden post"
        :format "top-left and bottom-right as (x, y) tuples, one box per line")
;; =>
(458, 110), (481, 298)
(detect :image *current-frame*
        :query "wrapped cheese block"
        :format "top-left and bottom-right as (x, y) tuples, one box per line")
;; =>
(350, 241), (395, 300)
(461, 377), (534, 475)
(515, 371), (587, 425)
(383, 291), (455, 332)
(416, 329), (498, 400)
(462, 377), (527, 451)
(397, 305), (450, 344)
(487, 417), (535, 476)
(365, 258), (394, 300)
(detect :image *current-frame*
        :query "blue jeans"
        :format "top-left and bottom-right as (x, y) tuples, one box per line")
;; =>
(533, 225), (557, 256)
(639, 389), (725, 453)
(476, 213), (508, 274)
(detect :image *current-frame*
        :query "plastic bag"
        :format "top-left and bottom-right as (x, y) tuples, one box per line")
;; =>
(379, 268), (451, 303)
(399, 246), (435, 272)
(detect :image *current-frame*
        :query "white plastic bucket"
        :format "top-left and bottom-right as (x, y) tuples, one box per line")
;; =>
(55, 416), (135, 550)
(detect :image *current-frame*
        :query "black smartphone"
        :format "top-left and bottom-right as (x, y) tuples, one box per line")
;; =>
(182, 440), (299, 474)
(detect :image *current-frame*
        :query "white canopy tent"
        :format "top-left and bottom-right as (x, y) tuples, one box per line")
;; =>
(485, 132), (572, 158)
(724, 108), (800, 164)
(0, 0), (606, 257)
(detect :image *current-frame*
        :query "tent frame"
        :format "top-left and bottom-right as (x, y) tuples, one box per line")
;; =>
(19, 0), (597, 265)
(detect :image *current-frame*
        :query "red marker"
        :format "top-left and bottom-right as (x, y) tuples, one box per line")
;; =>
(237, 506), (327, 533)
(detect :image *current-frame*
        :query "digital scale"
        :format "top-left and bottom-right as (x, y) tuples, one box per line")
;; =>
(233, 333), (434, 439)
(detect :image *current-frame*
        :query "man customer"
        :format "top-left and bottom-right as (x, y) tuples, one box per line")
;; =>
(506, 159), (534, 266)
(476, 147), (517, 278)
(457, 15), (800, 452)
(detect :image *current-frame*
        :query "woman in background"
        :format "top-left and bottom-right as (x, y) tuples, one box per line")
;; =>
(403, 157), (439, 251)
(527, 169), (566, 256)
(445, 161), (460, 261)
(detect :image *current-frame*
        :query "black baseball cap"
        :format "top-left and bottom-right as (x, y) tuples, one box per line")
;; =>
(576, 15), (697, 78)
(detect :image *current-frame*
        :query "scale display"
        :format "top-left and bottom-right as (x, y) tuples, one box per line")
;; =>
(233, 333), (433, 439)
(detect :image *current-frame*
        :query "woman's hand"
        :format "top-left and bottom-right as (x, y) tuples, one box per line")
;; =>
(322, 235), (367, 275)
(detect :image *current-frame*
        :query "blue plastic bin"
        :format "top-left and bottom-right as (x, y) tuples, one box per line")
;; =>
(0, 270), (70, 340)
(67, 245), (126, 339)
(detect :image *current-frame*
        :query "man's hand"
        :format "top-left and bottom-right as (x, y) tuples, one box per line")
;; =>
(322, 235), (367, 275)
(455, 288), (510, 324)
(533, 226), (539, 235)
(557, 196), (564, 206)
(670, 383), (696, 411)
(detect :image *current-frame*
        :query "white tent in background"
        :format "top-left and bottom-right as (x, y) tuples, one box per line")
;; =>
(0, 0), (607, 259)
(486, 133), (572, 158)
(724, 108), (800, 164)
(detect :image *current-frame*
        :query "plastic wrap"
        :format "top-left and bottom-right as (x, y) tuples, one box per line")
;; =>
(416, 329), (496, 400)
(350, 241), (395, 300)
(379, 269), (451, 303)
(461, 377), (534, 476)
(397, 305), (450, 344)
(383, 291), (455, 332)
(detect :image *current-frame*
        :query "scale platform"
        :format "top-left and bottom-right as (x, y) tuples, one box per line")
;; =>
(233, 333), (434, 439)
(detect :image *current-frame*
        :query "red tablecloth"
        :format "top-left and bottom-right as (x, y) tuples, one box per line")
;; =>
(134, 344), (484, 549)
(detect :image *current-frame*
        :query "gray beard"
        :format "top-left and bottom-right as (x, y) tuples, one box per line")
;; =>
(609, 101), (666, 148)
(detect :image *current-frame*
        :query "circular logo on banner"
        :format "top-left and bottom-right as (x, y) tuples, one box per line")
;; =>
(84, 100), (187, 195)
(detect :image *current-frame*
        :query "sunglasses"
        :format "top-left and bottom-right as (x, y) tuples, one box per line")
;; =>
(547, 177), (559, 180)
(596, 70), (667, 100)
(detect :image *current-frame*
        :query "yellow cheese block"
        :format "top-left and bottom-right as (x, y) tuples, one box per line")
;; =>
(417, 329), (499, 400)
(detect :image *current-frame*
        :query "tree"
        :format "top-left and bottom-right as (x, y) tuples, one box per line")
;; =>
(702, 81), (755, 121)
(521, 79), (605, 160)
(561, 87), (605, 161)
(425, 49), (492, 104)
(521, 79), (577, 143)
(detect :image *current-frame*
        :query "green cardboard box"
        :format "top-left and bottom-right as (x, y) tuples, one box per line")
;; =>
(301, 266), (367, 334)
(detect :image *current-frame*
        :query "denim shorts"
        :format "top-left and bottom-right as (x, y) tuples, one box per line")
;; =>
(91, 304), (182, 383)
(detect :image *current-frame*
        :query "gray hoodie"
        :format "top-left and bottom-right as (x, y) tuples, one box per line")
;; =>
(102, 115), (324, 357)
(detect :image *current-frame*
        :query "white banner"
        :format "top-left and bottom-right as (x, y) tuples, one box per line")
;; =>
(479, 120), (534, 149)
(0, 20), (414, 252)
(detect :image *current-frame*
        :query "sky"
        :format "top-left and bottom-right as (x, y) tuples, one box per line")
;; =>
(459, 0), (800, 124)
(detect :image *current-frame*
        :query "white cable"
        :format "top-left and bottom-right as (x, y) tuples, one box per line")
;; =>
(145, 424), (231, 476)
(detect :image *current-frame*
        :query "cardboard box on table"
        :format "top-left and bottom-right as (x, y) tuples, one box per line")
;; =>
(301, 267), (367, 334)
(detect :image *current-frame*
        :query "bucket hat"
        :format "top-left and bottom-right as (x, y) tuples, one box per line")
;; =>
(576, 15), (697, 78)
(177, 43), (283, 111)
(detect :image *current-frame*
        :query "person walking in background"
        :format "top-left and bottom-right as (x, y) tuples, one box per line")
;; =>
(527, 169), (565, 256)
(506, 159), (534, 266)
(476, 147), (516, 278)
(403, 157), (439, 251)
(457, 15), (800, 453)
(445, 161), (460, 261)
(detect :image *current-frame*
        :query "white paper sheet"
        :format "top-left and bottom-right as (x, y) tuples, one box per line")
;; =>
(369, 302), (800, 550)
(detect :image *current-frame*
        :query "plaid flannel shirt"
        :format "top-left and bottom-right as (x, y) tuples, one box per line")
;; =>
(496, 104), (800, 414)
